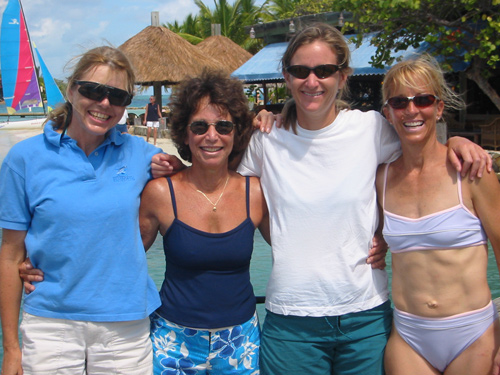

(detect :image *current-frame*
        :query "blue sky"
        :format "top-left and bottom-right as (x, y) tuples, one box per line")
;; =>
(0, 0), (254, 94)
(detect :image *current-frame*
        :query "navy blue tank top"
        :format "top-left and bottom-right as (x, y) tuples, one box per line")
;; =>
(146, 103), (160, 121)
(157, 176), (257, 328)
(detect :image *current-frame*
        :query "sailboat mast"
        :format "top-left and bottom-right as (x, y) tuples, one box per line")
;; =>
(18, 0), (47, 115)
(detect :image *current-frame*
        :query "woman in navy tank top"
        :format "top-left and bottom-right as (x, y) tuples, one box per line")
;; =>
(140, 70), (269, 374)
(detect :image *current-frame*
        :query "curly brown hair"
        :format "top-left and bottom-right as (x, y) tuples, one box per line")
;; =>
(169, 69), (255, 163)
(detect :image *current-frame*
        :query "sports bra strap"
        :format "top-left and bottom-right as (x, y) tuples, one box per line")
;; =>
(456, 172), (464, 206)
(166, 177), (178, 218)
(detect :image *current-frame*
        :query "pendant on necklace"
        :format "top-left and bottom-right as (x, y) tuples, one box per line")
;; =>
(195, 176), (230, 213)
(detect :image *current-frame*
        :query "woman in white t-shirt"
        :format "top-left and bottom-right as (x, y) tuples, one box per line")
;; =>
(236, 23), (491, 375)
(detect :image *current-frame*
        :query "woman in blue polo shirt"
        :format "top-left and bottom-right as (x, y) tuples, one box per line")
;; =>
(0, 46), (178, 374)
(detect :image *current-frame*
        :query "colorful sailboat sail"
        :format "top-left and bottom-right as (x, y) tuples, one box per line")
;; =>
(34, 44), (65, 111)
(1, 0), (64, 115)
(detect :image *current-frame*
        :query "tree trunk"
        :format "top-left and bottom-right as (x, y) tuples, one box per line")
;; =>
(465, 57), (500, 112)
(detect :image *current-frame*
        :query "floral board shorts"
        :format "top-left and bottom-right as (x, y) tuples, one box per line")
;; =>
(150, 312), (260, 375)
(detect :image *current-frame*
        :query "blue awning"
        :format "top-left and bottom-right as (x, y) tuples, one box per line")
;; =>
(232, 33), (469, 83)
(232, 42), (287, 83)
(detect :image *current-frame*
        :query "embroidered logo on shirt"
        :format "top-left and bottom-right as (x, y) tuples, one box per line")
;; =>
(113, 166), (135, 182)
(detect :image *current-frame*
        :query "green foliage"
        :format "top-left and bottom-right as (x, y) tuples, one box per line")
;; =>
(263, 0), (303, 19)
(335, 0), (499, 70)
(332, 0), (500, 109)
(54, 78), (67, 97)
(163, 0), (267, 48)
(199, 0), (261, 43)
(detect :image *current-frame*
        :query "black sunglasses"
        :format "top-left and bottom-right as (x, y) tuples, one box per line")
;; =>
(286, 64), (341, 79)
(385, 94), (440, 110)
(188, 120), (235, 135)
(75, 81), (133, 107)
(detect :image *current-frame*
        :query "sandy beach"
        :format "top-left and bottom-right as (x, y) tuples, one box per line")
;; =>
(0, 126), (181, 164)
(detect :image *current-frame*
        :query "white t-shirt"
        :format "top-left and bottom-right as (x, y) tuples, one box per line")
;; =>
(118, 109), (128, 125)
(238, 109), (400, 316)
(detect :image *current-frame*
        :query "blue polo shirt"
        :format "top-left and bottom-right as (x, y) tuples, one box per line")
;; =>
(0, 122), (162, 322)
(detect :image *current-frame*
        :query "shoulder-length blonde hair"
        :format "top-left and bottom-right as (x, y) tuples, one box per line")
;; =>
(382, 54), (464, 113)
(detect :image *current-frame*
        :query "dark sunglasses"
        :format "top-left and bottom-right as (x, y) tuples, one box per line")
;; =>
(188, 120), (235, 135)
(385, 94), (439, 110)
(286, 64), (341, 79)
(75, 81), (133, 107)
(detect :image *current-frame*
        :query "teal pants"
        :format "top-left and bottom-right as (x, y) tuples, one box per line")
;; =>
(260, 301), (392, 375)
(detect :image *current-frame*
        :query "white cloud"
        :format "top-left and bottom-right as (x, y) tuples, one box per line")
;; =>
(30, 17), (71, 42)
(157, 0), (199, 24)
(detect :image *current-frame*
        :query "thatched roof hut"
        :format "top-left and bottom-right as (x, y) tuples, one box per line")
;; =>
(119, 26), (221, 86)
(197, 35), (252, 73)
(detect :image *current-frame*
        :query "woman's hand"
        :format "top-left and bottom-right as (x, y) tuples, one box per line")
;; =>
(19, 257), (43, 294)
(151, 153), (186, 179)
(252, 110), (282, 133)
(493, 345), (500, 375)
(446, 136), (492, 180)
(1, 347), (23, 375)
(367, 233), (388, 270)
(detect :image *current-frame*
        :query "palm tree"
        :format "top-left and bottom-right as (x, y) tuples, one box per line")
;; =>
(165, 15), (204, 44)
(264, 0), (301, 19)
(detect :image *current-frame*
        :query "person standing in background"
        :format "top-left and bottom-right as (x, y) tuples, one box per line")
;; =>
(116, 108), (129, 133)
(144, 95), (162, 145)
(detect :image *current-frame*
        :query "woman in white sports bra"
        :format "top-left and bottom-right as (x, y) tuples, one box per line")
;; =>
(376, 54), (500, 375)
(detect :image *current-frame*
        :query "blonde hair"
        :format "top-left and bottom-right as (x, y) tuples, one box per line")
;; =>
(382, 54), (464, 112)
(281, 23), (353, 133)
(48, 46), (135, 130)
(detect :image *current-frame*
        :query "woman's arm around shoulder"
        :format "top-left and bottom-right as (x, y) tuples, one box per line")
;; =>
(446, 137), (493, 180)
(249, 176), (270, 245)
(368, 164), (391, 270)
(151, 153), (186, 179)
(375, 163), (387, 202)
(468, 172), (500, 265)
(139, 177), (174, 251)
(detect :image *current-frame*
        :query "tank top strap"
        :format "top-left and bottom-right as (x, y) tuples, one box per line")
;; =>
(382, 163), (391, 210)
(245, 176), (250, 218)
(456, 171), (464, 206)
(166, 177), (178, 218)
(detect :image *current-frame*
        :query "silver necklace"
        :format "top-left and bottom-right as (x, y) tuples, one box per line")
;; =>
(196, 176), (230, 212)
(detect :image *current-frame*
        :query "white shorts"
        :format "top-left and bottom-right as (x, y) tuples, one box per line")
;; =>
(146, 121), (160, 128)
(20, 312), (152, 374)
